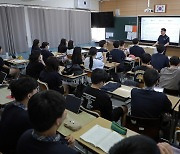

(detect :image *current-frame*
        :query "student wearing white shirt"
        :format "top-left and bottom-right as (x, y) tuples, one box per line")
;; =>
(84, 47), (104, 70)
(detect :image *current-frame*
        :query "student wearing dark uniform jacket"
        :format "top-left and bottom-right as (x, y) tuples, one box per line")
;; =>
(26, 51), (45, 79)
(131, 68), (172, 118)
(39, 57), (64, 94)
(129, 38), (145, 58)
(153, 28), (170, 55)
(151, 44), (169, 72)
(58, 38), (67, 53)
(0, 77), (38, 154)
(40, 42), (54, 64)
(17, 90), (79, 154)
(133, 53), (153, 84)
(31, 39), (41, 53)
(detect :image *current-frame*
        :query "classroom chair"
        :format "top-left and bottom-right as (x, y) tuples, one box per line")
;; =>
(80, 106), (101, 118)
(37, 79), (49, 91)
(125, 115), (161, 141)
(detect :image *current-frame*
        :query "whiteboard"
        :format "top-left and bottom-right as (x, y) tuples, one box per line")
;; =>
(140, 17), (180, 43)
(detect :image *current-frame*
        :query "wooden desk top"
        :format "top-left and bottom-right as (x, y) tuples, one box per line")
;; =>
(58, 110), (96, 136)
(4, 59), (29, 65)
(105, 62), (120, 68)
(71, 117), (138, 154)
(0, 86), (14, 105)
(167, 95), (180, 112)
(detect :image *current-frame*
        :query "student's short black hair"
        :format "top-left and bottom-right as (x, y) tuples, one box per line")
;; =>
(156, 44), (165, 53)
(119, 40), (125, 46)
(91, 68), (108, 84)
(60, 38), (66, 46)
(9, 77), (38, 102)
(161, 28), (166, 32)
(68, 40), (74, 50)
(113, 41), (120, 48)
(29, 50), (41, 62)
(170, 56), (180, 66)
(141, 53), (151, 64)
(109, 135), (160, 154)
(41, 42), (49, 49)
(46, 56), (59, 72)
(0, 46), (2, 50)
(132, 38), (139, 44)
(28, 90), (66, 132)
(99, 40), (106, 47)
(143, 68), (160, 87)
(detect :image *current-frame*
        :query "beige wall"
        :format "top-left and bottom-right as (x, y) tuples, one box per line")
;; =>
(100, 0), (180, 16)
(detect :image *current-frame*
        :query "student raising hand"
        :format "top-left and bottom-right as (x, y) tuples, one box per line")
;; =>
(157, 143), (174, 154)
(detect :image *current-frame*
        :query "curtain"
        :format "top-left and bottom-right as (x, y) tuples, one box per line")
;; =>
(0, 6), (10, 54)
(6, 6), (28, 54)
(44, 9), (70, 48)
(70, 10), (91, 45)
(27, 7), (47, 44)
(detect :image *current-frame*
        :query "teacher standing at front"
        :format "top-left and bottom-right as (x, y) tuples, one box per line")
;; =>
(153, 28), (170, 55)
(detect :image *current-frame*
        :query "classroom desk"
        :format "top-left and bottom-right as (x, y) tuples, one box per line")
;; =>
(59, 66), (87, 84)
(104, 62), (120, 73)
(0, 86), (14, 105)
(71, 117), (138, 154)
(82, 46), (101, 50)
(57, 110), (96, 136)
(4, 59), (29, 69)
(167, 95), (180, 112)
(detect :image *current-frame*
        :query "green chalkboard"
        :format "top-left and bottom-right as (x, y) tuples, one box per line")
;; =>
(106, 17), (137, 40)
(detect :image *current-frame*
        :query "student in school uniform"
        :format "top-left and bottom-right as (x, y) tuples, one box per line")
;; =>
(58, 38), (67, 53)
(40, 42), (54, 64)
(82, 69), (127, 122)
(26, 51), (45, 79)
(17, 90), (79, 154)
(133, 53), (153, 84)
(159, 56), (180, 95)
(129, 38), (145, 58)
(0, 77), (38, 154)
(96, 40), (107, 62)
(109, 135), (174, 154)
(119, 40), (129, 56)
(151, 44), (169, 72)
(84, 47), (104, 70)
(131, 68), (172, 118)
(39, 56), (64, 94)
(0, 46), (20, 78)
(109, 41), (126, 72)
(31, 39), (41, 53)
(66, 40), (74, 55)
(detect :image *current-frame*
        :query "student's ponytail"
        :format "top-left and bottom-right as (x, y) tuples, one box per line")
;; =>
(89, 56), (93, 70)
(88, 47), (97, 70)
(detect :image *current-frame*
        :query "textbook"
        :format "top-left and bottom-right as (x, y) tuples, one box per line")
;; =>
(80, 125), (124, 153)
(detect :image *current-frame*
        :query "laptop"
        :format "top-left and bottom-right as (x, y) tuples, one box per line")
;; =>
(0, 71), (7, 87)
(65, 95), (82, 114)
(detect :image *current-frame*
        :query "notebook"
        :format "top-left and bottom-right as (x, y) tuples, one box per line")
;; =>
(80, 125), (124, 153)
(0, 71), (7, 86)
(65, 95), (82, 114)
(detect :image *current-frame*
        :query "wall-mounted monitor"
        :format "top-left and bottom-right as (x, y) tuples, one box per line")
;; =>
(138, 16), (180, 45)
(91, 12), (114, 28)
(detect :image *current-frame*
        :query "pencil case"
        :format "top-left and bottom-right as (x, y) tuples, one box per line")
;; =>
(111, 121), (127, 135)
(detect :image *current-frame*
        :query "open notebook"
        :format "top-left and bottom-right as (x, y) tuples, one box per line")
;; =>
(80, 125), (124, 153)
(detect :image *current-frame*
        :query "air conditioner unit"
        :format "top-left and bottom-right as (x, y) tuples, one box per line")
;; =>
(75, 0), (90, 10)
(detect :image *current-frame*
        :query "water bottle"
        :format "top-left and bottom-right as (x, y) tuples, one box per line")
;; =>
(6, 52), (9, 59)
